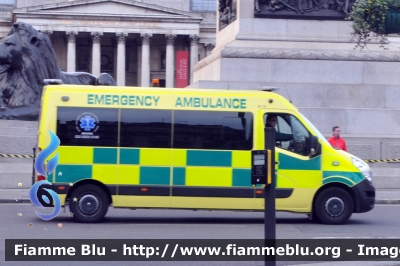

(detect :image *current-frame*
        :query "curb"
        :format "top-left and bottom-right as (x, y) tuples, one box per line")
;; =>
(0, 199), (31, 203)
(375, 199), (400, 205)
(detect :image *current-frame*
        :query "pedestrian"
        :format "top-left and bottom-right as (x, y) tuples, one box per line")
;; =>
(328, 126), (347, 151)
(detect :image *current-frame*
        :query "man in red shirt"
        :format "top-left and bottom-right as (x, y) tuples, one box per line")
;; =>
(328, 126), (347, 151)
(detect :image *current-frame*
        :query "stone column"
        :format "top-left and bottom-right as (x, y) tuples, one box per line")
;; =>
(165, 34), (176, 88)
(66, 32), (77, 72)
(140, 33), (152, 87)
(189, 35), (200, 84)
(116, 33), (127, 86)
(205, 43), (215, 57)
(91, 32), (102, 77)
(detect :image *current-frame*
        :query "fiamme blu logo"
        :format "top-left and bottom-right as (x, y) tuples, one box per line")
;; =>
(29, 130), (61, 221)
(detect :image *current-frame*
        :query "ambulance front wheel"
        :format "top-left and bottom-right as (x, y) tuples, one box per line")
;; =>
(314, 187), (354, 225)
(69, 184), (109, 223)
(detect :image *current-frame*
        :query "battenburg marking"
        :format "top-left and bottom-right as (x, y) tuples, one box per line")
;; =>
(175, 97), (246, 109)
(88, 94), (160, 107)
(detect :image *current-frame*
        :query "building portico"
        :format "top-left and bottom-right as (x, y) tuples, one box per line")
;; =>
(12, 0), (205, 87)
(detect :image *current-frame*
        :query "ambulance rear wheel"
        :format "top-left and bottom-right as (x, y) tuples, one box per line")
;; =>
(69, 185), (109, 223)
(314, 187), (353, 225)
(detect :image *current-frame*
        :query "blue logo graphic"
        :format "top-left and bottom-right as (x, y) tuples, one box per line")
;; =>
(80, 115), (96, 131)
(30, 130), (61, 221)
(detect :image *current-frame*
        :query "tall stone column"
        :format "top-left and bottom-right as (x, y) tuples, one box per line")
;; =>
(165, 34), (176, 88)
(140, 33), (152, 87)
(189, 35), (200, 84)
(91, 32), (102, 77)
(205, 43), (215, 57)
(116, 33), (127, 86)
(67, 32), (77, 72)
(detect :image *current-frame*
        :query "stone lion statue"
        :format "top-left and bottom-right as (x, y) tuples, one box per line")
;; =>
(0, 22), (116, 120)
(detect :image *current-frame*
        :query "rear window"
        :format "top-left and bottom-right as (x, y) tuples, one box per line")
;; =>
(120, 109), (172, 148)
(56, 107), (118, 147)
(173, 110), (253, 150)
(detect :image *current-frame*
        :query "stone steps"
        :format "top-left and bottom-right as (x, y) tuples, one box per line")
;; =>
(370, 164), (400, 189)
(0, 120), (38, 155)
(0, 159), (34, 189)
(0, 120), (37, 189)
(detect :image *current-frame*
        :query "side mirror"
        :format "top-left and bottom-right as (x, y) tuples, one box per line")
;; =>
(310, 136), (321, 157)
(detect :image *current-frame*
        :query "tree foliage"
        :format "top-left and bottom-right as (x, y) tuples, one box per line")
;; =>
(347, 0), (400, 49)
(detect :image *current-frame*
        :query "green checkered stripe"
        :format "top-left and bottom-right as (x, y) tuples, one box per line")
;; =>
(54, 148), (252, 186)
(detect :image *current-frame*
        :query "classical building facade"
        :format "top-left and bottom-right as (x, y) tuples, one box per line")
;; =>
(0, 0), (217, 87)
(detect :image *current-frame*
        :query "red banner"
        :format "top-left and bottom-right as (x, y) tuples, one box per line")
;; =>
(175, 51), (189, 88)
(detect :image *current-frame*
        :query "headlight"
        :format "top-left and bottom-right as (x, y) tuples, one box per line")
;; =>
(352, 157), (372, 182)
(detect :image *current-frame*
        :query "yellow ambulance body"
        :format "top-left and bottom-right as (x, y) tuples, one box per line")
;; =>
(36, 85), (375, 224)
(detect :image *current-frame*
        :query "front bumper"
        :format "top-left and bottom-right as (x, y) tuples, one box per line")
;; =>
(351, 179), (375, 213)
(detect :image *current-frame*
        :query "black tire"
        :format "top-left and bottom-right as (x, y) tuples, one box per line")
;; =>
(314, 187), (354, 225)
(69, 185), (109, 223)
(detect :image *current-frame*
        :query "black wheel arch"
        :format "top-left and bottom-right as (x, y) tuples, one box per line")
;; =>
(313, 182), (356, 213)
(66, 179), (112, 206)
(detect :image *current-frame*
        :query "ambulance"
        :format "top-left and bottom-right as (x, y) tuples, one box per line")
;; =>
(36, 84), (375, 224)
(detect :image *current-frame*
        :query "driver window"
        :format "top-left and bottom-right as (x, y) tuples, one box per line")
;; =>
(276, 116), (292, 150)
(264, 113), (311, 156)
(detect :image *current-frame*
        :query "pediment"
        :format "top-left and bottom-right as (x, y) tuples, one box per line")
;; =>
(14, 0), (202, 20)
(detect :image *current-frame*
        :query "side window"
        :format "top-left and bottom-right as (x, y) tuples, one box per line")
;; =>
(120, 109), (172, 148)
(276, 116), (292, 150)
(173, 111), (253, 150)
(290, 116), (311, 156)
(264, 113), (311, 156)
(57, 107), (118, 147)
